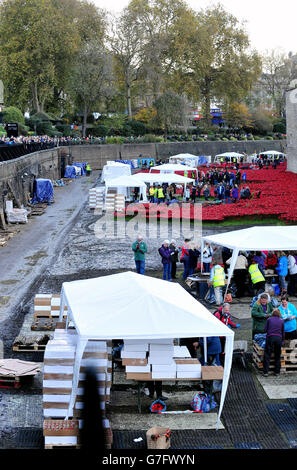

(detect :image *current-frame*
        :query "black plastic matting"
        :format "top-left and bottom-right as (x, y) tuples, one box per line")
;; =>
(266, 404), (297, 432)
(15, 428), (44, 449)
(287, 398), (297, 411)
(112, 429), (232, 450)
(234, 442), (262, 449)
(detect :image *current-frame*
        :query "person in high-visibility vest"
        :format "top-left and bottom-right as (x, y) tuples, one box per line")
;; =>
(157, 185), (164, 203)
(149, 185), (155, 203)
(86, 163), (92, 176)
(249, 259), (266, 294)
(154, 186), (158, 203)
(209, 264), (225, 306)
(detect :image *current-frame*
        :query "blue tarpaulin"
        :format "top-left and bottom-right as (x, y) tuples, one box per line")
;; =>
(31, 178), (54, 204)
(115, 160), (135, 169)
(198, 156), (209, 165)
(72, 162), (88, 176)
(64, 165), (77, 178)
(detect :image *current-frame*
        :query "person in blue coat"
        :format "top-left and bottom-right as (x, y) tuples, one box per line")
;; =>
(231, 185), (239, 203)
(159, 240), (172, 281)
(276, 252), (288, 293)
(199, 336), (222, 366)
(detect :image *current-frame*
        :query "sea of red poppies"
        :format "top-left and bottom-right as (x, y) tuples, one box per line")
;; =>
(117, 162), (297, 223)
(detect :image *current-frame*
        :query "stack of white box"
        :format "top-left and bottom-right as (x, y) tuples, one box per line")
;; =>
(43, 338), (76, 419)
(114, 194), (125, 212)
(43, 331), (113, 448)
(175, 358), (201, 379)
(121, 340), (150, 380)
(105, 192), (116, 212)
(149, 340), (176, 379)
(89, 187), (104, 210)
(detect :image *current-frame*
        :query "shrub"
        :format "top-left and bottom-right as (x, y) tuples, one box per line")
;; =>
(106, 136), (125, 144)
(254, 136), (261, 140)
(265, 136), (274, 140)
(17, 122), (29, 136)
(229, 136), (238, 141)
(127, 119), (146, 136)
(142, 134), (160, 143)
(89, 125), (109, 137)
(3, 106), (25, 125)
(197, 137), (205, 141)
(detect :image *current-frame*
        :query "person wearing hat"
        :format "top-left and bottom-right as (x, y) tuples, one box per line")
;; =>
(169, 239), (179, 279)
(132, 235), (147, 275)
(158, 240), (172, 281)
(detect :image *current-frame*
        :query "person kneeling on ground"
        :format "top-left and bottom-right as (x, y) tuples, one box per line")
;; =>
(214, 303), (240, 364)
(263, 308), (285, 377)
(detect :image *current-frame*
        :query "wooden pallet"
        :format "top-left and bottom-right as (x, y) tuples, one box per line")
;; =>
(44, 444), (81, 449)
(13, 344), (47, 352)
(253, 342), (297, 372)
(31, 317), (58, 331)
(0, 375), (21, 389)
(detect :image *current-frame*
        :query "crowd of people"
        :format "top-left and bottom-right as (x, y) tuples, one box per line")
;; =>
(145, 167), (255, 205)
(131, 235), (297, 378)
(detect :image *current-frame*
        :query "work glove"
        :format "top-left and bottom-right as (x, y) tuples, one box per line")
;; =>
(235, 324), (240, 328)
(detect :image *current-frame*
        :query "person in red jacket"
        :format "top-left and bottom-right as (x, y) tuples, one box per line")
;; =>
(214, 303), (240, 364)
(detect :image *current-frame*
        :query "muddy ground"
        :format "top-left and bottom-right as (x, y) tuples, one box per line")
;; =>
(0, 171), (296, 452)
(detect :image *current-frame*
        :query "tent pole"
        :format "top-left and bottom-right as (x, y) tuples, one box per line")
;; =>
(224, 248), (239, 301)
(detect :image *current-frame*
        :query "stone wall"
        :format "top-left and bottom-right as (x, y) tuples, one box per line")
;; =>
(69, 140), (286, 170)
(0, 146), (69, 209)
(286, 86), (297, 173)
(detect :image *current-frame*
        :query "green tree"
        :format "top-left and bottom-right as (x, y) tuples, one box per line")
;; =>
(225, 103), (252, 130)
(70, 41), (114, 137)
(180, 4), (261, 124)
(153, 91), (190, 137)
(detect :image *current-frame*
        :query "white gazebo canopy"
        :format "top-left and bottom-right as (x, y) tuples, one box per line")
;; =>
(214, 152), (244, 162)
(100, 162), (131, 183)
(150, 163), (198, 174)
(59, 272), (234, 427)
(105, 175), (148, 201)
(259, 150), (285, 157)
(132, 172), (194, 197)
(202, 225), (297, 297)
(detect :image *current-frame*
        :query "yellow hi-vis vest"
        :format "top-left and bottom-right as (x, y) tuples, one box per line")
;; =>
(149, 187), (155, 196)
(158, 188), (164, 198)
(213, 266), (225, 287)
(249, 264), (265, 284)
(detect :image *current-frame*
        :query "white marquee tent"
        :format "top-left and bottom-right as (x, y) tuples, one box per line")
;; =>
(131, 172), (195, 196)
(202, 225), (297, 297)
(214, 152), (244, 163)
(59, 271), (234, 427)
(149, 163), (198, 175)
(100, 162), (131, 183)
(104, 175), (148, 202)
(169, 154), (212, 167)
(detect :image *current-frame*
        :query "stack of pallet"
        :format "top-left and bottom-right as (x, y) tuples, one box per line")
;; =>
(253, 341), (286, 373)
(89, 187), (104, 211)
(105, 191), (116, 212)
(42, 330), (113, 449)
(253, 340), (297, 374)
(114, 194), (125, 213)
(34, 294), (68, 320)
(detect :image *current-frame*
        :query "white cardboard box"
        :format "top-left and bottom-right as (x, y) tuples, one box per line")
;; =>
(176, 371), (201, 379)
(152, 372), (176, 379)
(121, 350), (147, 359)
(123, 343), (149, 352)
(149, 344), (174, 353)
(151, 363), (176, 373)
(125, 365), (151, 373)
(148, 356), (174, 365)
(176, 364), (201, 372)
(173, 346), (191, 358)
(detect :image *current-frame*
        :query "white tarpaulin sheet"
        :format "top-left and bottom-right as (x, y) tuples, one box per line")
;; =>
(59, 272), (234, 427)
